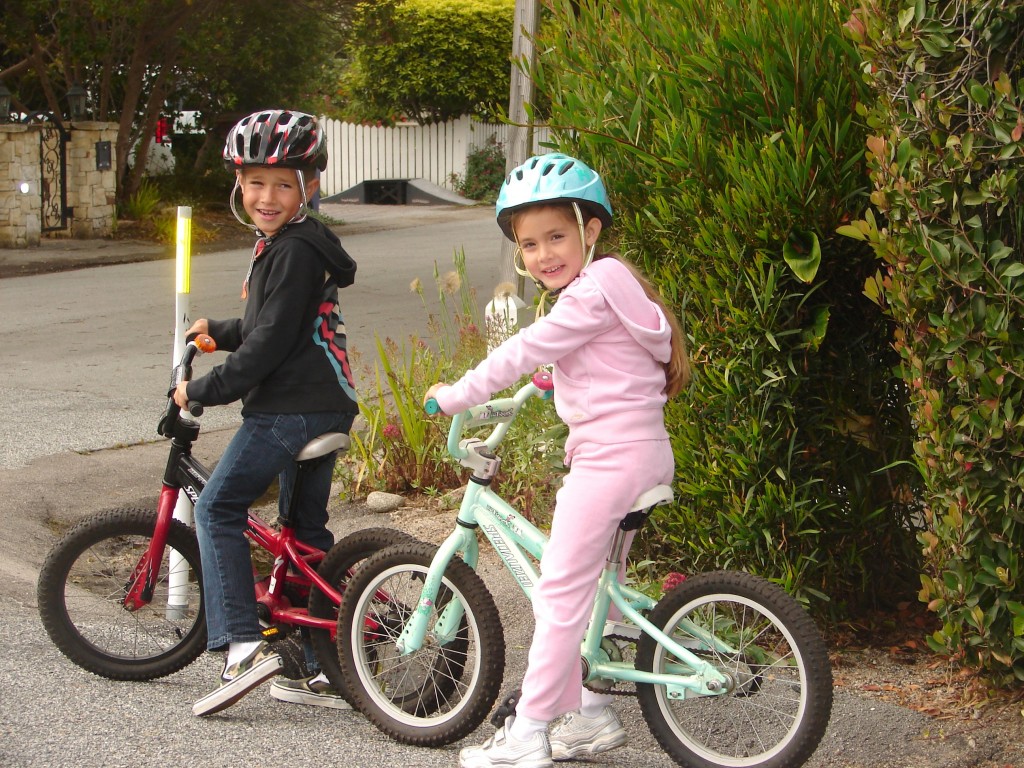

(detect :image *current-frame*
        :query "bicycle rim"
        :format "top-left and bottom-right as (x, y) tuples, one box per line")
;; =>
(38, 508), (206, 680)
(339, 543), (505, 745)
(637, 571), (832, 768)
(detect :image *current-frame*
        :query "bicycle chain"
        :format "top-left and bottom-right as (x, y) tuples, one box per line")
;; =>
(584, 634), (639, 697)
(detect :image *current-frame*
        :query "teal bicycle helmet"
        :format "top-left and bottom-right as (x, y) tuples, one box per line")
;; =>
(496, 153), (613, 241)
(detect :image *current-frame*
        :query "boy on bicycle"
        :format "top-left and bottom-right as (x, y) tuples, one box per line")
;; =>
(172, 109), (359, 717)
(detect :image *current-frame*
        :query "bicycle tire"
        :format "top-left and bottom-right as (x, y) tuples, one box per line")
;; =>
(337, 541), (505, 746)
(307, 527), (419, 698)
(636, 570), (833, 768)
(37, 507), (206, 681)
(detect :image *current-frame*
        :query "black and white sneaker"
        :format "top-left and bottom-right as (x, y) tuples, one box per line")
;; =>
(192, 642), (283, 717)
(269, 672), (352, 709)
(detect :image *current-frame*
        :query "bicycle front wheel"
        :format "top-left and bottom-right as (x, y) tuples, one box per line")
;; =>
(636, 571), (832, 768)
(37, 507), (206, 680)
(337, 541), (505, 746)
(307, 526), (420, 700)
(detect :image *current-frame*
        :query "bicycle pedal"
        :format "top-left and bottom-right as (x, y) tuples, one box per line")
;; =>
(490, 687), (521, 728)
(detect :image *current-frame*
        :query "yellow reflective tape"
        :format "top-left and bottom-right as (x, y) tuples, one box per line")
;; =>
(175, 206), (192, 294)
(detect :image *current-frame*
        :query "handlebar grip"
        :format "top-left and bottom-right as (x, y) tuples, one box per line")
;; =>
(424, 398), (441, 415)
(187, 400), (204, 417)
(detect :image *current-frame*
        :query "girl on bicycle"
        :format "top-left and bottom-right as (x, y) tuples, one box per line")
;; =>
(425, 153), (689, 768)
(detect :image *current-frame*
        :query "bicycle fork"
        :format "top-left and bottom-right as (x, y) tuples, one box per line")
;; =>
(122, 484), (180, 611)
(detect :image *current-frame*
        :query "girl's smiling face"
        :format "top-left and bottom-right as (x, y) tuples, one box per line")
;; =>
(237, 166), (317, 237)
(513, 205), (602, 292)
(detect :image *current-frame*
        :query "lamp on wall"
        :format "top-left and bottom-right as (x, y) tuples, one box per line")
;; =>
(0, 83), (11, 123)
(67, 84), (87, 121)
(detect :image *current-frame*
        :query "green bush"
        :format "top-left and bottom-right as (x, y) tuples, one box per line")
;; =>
(335, 0), (514, 124)
(119, 179), (162, 220)
(530, 0), (922, 612)
(850, 0), (1024, 683)
(450, 137), (507, 201)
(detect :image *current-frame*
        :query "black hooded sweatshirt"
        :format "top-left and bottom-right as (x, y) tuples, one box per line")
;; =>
(187, 217), (358, 416)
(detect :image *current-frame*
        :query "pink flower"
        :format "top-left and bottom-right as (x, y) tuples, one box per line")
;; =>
(382, 423), (401, 440)
(662, 572), (687, 592)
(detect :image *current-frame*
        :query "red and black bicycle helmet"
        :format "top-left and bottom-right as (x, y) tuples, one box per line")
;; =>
(223, 109), (328, 172)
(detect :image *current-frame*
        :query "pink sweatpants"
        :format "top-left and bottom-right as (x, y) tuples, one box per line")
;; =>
(515, 438), (674, 722)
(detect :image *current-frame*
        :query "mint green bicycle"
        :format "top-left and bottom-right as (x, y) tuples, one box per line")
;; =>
(331, 371), (833, 768)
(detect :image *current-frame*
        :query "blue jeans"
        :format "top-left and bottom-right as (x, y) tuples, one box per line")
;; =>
(194, 411), (354, 651)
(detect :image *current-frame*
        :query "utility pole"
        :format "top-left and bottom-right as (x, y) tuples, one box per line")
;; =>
(499, 0), (539, 297)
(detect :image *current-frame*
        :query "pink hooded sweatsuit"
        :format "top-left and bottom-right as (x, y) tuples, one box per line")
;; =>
(434, 256), (675, 721)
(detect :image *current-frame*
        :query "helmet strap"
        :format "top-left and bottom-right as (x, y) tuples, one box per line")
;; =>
(288, 168), (309, 227)
(228, 176), (259, 234)
(572, 202), (597, 271)
(512, 246), (531, 278)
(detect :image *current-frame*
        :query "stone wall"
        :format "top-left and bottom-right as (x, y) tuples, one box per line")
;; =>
(0, 124), (42, 248)
(0, 120), (118, 248)
(67, 122), (118, 239)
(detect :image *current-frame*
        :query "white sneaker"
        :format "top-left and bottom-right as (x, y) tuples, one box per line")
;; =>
(460, 716), (553, 768)
(549, 706), (627, 761)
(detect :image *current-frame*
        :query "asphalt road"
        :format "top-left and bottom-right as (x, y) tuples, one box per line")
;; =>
(0, 205), (1004, 768)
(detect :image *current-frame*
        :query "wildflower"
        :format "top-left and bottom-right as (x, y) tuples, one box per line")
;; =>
(494, 281), (517, 299)
(410, 277), (423, 294)
(382, 423), (401, 440)
(662, 572), (687, 593)
(441, 271), (461, 295)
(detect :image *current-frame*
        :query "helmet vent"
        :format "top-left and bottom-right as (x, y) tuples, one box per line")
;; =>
(558, 161), (575, 175)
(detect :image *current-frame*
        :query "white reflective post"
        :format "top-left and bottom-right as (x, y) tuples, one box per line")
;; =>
(167, 206), (193, 620)
(485, 284), (528, 351)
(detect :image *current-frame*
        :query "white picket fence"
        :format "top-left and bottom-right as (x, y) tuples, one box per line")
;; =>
(319, 116), (552, 198)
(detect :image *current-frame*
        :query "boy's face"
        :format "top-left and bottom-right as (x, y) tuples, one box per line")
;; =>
(237, 166), (318, 237)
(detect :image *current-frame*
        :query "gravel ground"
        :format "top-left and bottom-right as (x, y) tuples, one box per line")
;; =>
(3, 450), (1022, 768)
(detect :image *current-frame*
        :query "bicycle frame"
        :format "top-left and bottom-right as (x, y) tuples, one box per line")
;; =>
(404, 377), (731, 699)
(122, 339), (344, 636)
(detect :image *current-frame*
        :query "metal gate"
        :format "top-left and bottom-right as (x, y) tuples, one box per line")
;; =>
(24, 112), (69, 233)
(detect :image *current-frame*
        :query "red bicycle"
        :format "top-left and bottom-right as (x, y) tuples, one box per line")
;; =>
(37, 334), (413, 685)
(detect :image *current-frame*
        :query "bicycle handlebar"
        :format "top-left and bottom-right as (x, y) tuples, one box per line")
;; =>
(159, 334), (216, 436)
(429, 369), (553, 461)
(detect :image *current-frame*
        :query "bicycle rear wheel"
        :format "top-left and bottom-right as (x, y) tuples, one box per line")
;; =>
(337, 541), (505, 746)
(37, 507), (206, 680)
(636, 570), (832, 768)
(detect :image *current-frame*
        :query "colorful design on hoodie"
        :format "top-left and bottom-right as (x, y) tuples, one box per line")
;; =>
(313, 299), (357, 401)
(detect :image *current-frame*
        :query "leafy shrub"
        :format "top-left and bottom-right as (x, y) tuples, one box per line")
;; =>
(450, 137), (507, 202)
(530, 0), (922, 612)
(334, 0), (514, 125)
(849, 0), (1024, 683)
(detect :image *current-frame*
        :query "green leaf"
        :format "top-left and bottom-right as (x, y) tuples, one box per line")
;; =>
(896, 137), (915, 170)
(969, 82), (990, 107)
(837, 224), (866, 241)
(898, 5), (915, 31)
(1001, 263), (1024, 278)
(783, 230), (821, 283)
